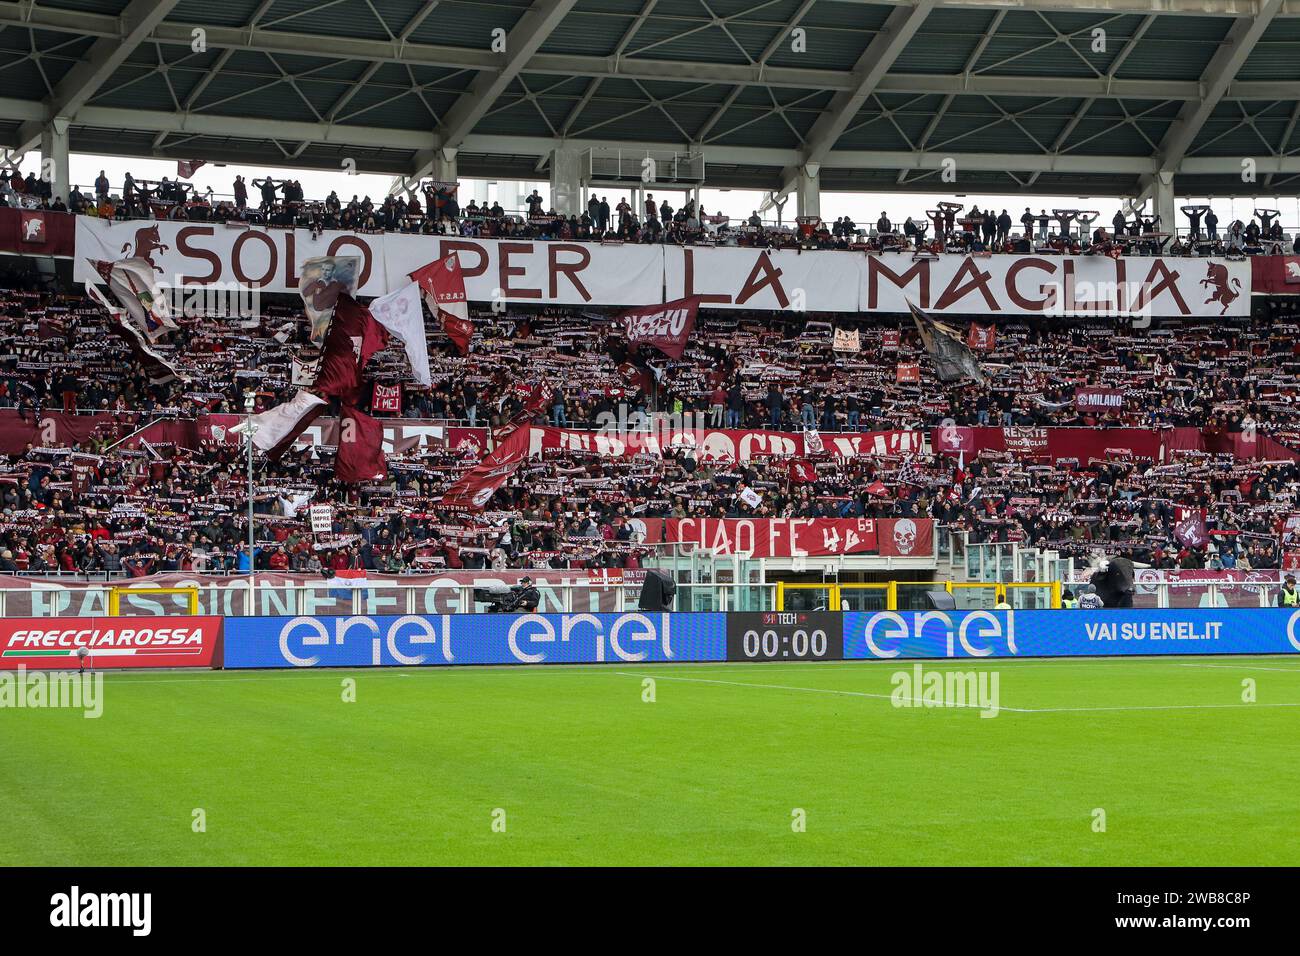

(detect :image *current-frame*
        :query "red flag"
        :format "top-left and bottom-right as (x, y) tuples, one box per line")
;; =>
(427, 257), (471, 352)
(372, 382), (402, 414)
(618, 295), (701, 360)
(443, 315), (474, 355)
(522, 380), (554, 418)
(440, 426), (533, 511)
(336, 405), (387, 483)
(177, 160), (206, 179)
(410, 253), (471, 353)
(966, 324), (996, 351)
(788, 459), (816, 483)
(881, 330), (900, 351)
(865, 480), (889, 498)
(315, 294), (384, 404)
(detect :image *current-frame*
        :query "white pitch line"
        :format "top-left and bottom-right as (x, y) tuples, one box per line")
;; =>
(1178, 662), (1300, 673)
(616, 671), (1300, 715)
(1020, 701), (1300, 713)
(614, 671), (1031, 712)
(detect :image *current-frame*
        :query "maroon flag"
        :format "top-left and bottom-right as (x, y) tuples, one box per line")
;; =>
(881, 330), (900, 351)
(372, 382), (402, 414)
(1174, 507), (1210, 549)
(315, 294), (384, 404)
(788, 459), (816, 484)
(619, 295), (701, 360)
(440, 426), (533, 511)
(177, 160), (206, 179)
(19, 211), (45, 245)
(336, 405), (387, 483)
(411, 253), (472, 354)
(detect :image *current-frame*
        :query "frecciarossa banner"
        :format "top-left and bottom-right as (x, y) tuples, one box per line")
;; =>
(74, 218), (1250, 316)
(646, 517), (933, 558)
(0, 616), (223, 669)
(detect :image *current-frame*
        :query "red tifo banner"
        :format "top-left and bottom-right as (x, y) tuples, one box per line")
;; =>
(0, 616), (224, 670)
(534, 426), (922, 464)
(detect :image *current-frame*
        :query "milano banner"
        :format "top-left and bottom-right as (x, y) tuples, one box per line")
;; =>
(0, 616), (224, 670)
(74, 218), (1251, 317)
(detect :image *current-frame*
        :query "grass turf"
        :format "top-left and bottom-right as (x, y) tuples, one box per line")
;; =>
(2, 655), (1298, 866)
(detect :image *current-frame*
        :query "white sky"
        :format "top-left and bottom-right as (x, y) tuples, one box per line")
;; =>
(15, 151), (1300, 231)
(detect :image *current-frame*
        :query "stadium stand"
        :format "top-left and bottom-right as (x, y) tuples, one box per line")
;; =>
(1, 253), (1299, 579)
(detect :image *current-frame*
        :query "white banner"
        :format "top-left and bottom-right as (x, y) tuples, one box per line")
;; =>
(861, 253), (1251, 318)
(382, 234), (665, 307)
(74, 219), (665, 306)
(662, 246), (860, 312)
(309, 504), (332, 535)
(74, 218), (1251, 317)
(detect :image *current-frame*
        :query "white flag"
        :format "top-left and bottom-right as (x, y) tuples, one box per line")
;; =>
(738, 487), (762, 508)
(107, 257), (178, 343)
(369, 281), (430, 386)
(833, 328), (860, 352)
(246, 390), (327, 458)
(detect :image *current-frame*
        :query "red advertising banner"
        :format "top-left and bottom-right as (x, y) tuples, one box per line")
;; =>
(0, 616), (224, 670)
(660, 517), (933, 558)
(1075, 387), (1124, 413)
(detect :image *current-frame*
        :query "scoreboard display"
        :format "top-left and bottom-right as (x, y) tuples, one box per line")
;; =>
(725, 612), (843, 662)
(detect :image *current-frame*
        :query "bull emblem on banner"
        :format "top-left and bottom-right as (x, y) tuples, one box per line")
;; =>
(121, 224), (169, 273)
(1200, 261), (1241, 316)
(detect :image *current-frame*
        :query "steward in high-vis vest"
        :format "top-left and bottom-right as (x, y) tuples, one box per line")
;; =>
(1278, 575), (1299, 607)
(1061, 589), (1079, 609)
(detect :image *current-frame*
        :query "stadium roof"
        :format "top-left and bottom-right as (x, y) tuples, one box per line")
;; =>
(2, 0), (1300, 197)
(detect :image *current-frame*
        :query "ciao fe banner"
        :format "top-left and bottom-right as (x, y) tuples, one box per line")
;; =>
(75, 218), (1251, 317)
(219, 608), (1300, 669)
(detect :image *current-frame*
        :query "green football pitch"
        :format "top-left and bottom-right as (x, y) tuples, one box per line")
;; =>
(3, 655), (1298, 866)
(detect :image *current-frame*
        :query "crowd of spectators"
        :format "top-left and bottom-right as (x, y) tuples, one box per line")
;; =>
(1, 264), (1299, 578)
(3, 165), (1298, 255)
